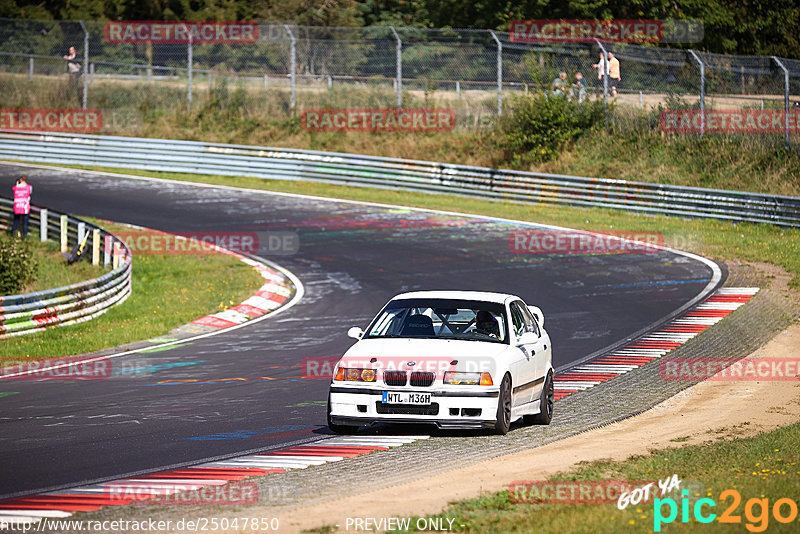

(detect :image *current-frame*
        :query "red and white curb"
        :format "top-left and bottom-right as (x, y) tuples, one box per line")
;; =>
(553, 287), (760, 400)
(189, 257), (294, 331)
(0, 436), (428, 526)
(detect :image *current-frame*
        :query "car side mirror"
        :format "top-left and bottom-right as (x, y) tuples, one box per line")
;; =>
(527, 305), (544, 327)
(347, 327), (364, 340)
(517, 331), (538, 345)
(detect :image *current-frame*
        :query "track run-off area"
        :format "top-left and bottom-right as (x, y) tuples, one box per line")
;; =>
(0, 162), (723, 503)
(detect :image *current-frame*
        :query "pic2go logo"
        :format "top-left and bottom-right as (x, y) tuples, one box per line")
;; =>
(654, 489), (799, 532)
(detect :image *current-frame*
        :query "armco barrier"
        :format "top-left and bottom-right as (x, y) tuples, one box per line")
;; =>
(0, 198), (131, 337)
(1, 131), (799, 227)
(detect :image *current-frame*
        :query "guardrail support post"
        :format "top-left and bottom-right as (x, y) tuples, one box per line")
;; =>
(689, 50), (705, 137)
(40, 208), (47, 242)
(77, 222), (86, 245)
(92, 229), (100, 266)
(390, 27), (402, 107)
(773, 56), (790, 150)
(489, 30), (502, 116)
(78, 21), (89, 109)
(60, 214), (68, 252)
(104, 235), (111, 267)
(284, 24), (296, 110)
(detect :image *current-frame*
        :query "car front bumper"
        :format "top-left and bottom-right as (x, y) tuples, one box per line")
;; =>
(329, 386), (499, 429)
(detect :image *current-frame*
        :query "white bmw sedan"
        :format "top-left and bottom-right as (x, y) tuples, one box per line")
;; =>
(327, 291), (553, 435)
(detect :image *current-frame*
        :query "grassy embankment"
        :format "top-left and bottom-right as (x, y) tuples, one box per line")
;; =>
(383, 422), (800, 533)
(0, 218), (264, 361)
(3, 74), (799, 196)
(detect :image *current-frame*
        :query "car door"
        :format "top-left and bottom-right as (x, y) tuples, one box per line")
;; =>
(518, 302), (551, 396)
(508, 301), (538, 405)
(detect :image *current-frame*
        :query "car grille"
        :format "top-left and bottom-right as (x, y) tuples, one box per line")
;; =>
(384, 370), (407, 386)
(410, 371), (435, 387)
(375, 402), (439, 416)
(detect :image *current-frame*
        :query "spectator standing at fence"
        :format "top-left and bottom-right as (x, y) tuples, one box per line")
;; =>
(551, 72), (568, 97)
(11, 175), (32, 239)
(571, 72), (587, 103)
(63, 46), (81, 81)
(592, 53), (608, 88)
(608, 52), (621, 97)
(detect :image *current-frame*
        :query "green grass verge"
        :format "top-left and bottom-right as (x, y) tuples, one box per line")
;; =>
(0, 218), (264, 362)
(33, 162), (800, 291)
(388, 422), (800, 533)
(22, 237), (104, 293)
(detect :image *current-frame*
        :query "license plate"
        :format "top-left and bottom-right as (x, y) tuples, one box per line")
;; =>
(382, 391), (431, 405)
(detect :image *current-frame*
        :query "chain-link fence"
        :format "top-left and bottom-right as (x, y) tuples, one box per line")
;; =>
(0, 18), (798, 147)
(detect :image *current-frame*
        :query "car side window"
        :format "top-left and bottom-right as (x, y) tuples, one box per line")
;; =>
(509, 303), (526, 337)
(519, 303), (541, 337)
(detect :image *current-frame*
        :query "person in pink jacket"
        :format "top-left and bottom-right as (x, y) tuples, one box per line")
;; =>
(11, 175), (32, 239)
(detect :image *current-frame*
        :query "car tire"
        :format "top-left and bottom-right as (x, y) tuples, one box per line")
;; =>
(524, 372), (554, 425)
(493, 374), (512, 435)
(327, 395), (357, 435)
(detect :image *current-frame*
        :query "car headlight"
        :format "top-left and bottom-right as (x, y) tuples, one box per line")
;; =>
(334, 367), (377, 382)
(443, 372), (493, 386)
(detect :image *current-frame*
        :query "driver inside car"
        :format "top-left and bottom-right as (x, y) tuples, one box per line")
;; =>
(475, 310), (500, 339)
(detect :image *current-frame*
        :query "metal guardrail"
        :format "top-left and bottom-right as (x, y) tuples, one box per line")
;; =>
(0, 198), (131, 337)
(1, 131), (799, 227)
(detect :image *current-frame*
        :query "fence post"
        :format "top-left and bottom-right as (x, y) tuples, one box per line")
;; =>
(186, 27), (193, 109)
(390, 26), (402, 107)
(39, 208), (47, 242)
(688, 50), (705, 137)
(28, 56), (33, 80)
(284, 24), (296, 110)
(92, 229), (100, 266)
(489, 30), (502, 116)
(773, 57), (790, 150)
(104, 235), (111, 267)
(79, 21), (88, 109)
(595, 39), (609, 129)
(60, 214), (68, 252)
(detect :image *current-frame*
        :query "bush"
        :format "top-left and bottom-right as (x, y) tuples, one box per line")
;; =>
(0, 233), (38, 295)
(500, 93), (605, 164)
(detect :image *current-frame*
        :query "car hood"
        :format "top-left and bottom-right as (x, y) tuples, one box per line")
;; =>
(339, 338), (508, 374)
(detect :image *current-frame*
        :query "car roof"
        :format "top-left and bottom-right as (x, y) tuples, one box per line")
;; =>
(390, 290), (521, 304)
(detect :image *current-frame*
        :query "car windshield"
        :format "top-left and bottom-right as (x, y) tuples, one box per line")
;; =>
(364, 298), (508, 344)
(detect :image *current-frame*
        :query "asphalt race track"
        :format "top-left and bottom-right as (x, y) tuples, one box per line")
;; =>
(0, 163), (722, 499)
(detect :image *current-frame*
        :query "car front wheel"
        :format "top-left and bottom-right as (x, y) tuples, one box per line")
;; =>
(493, 374), (512, 435)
